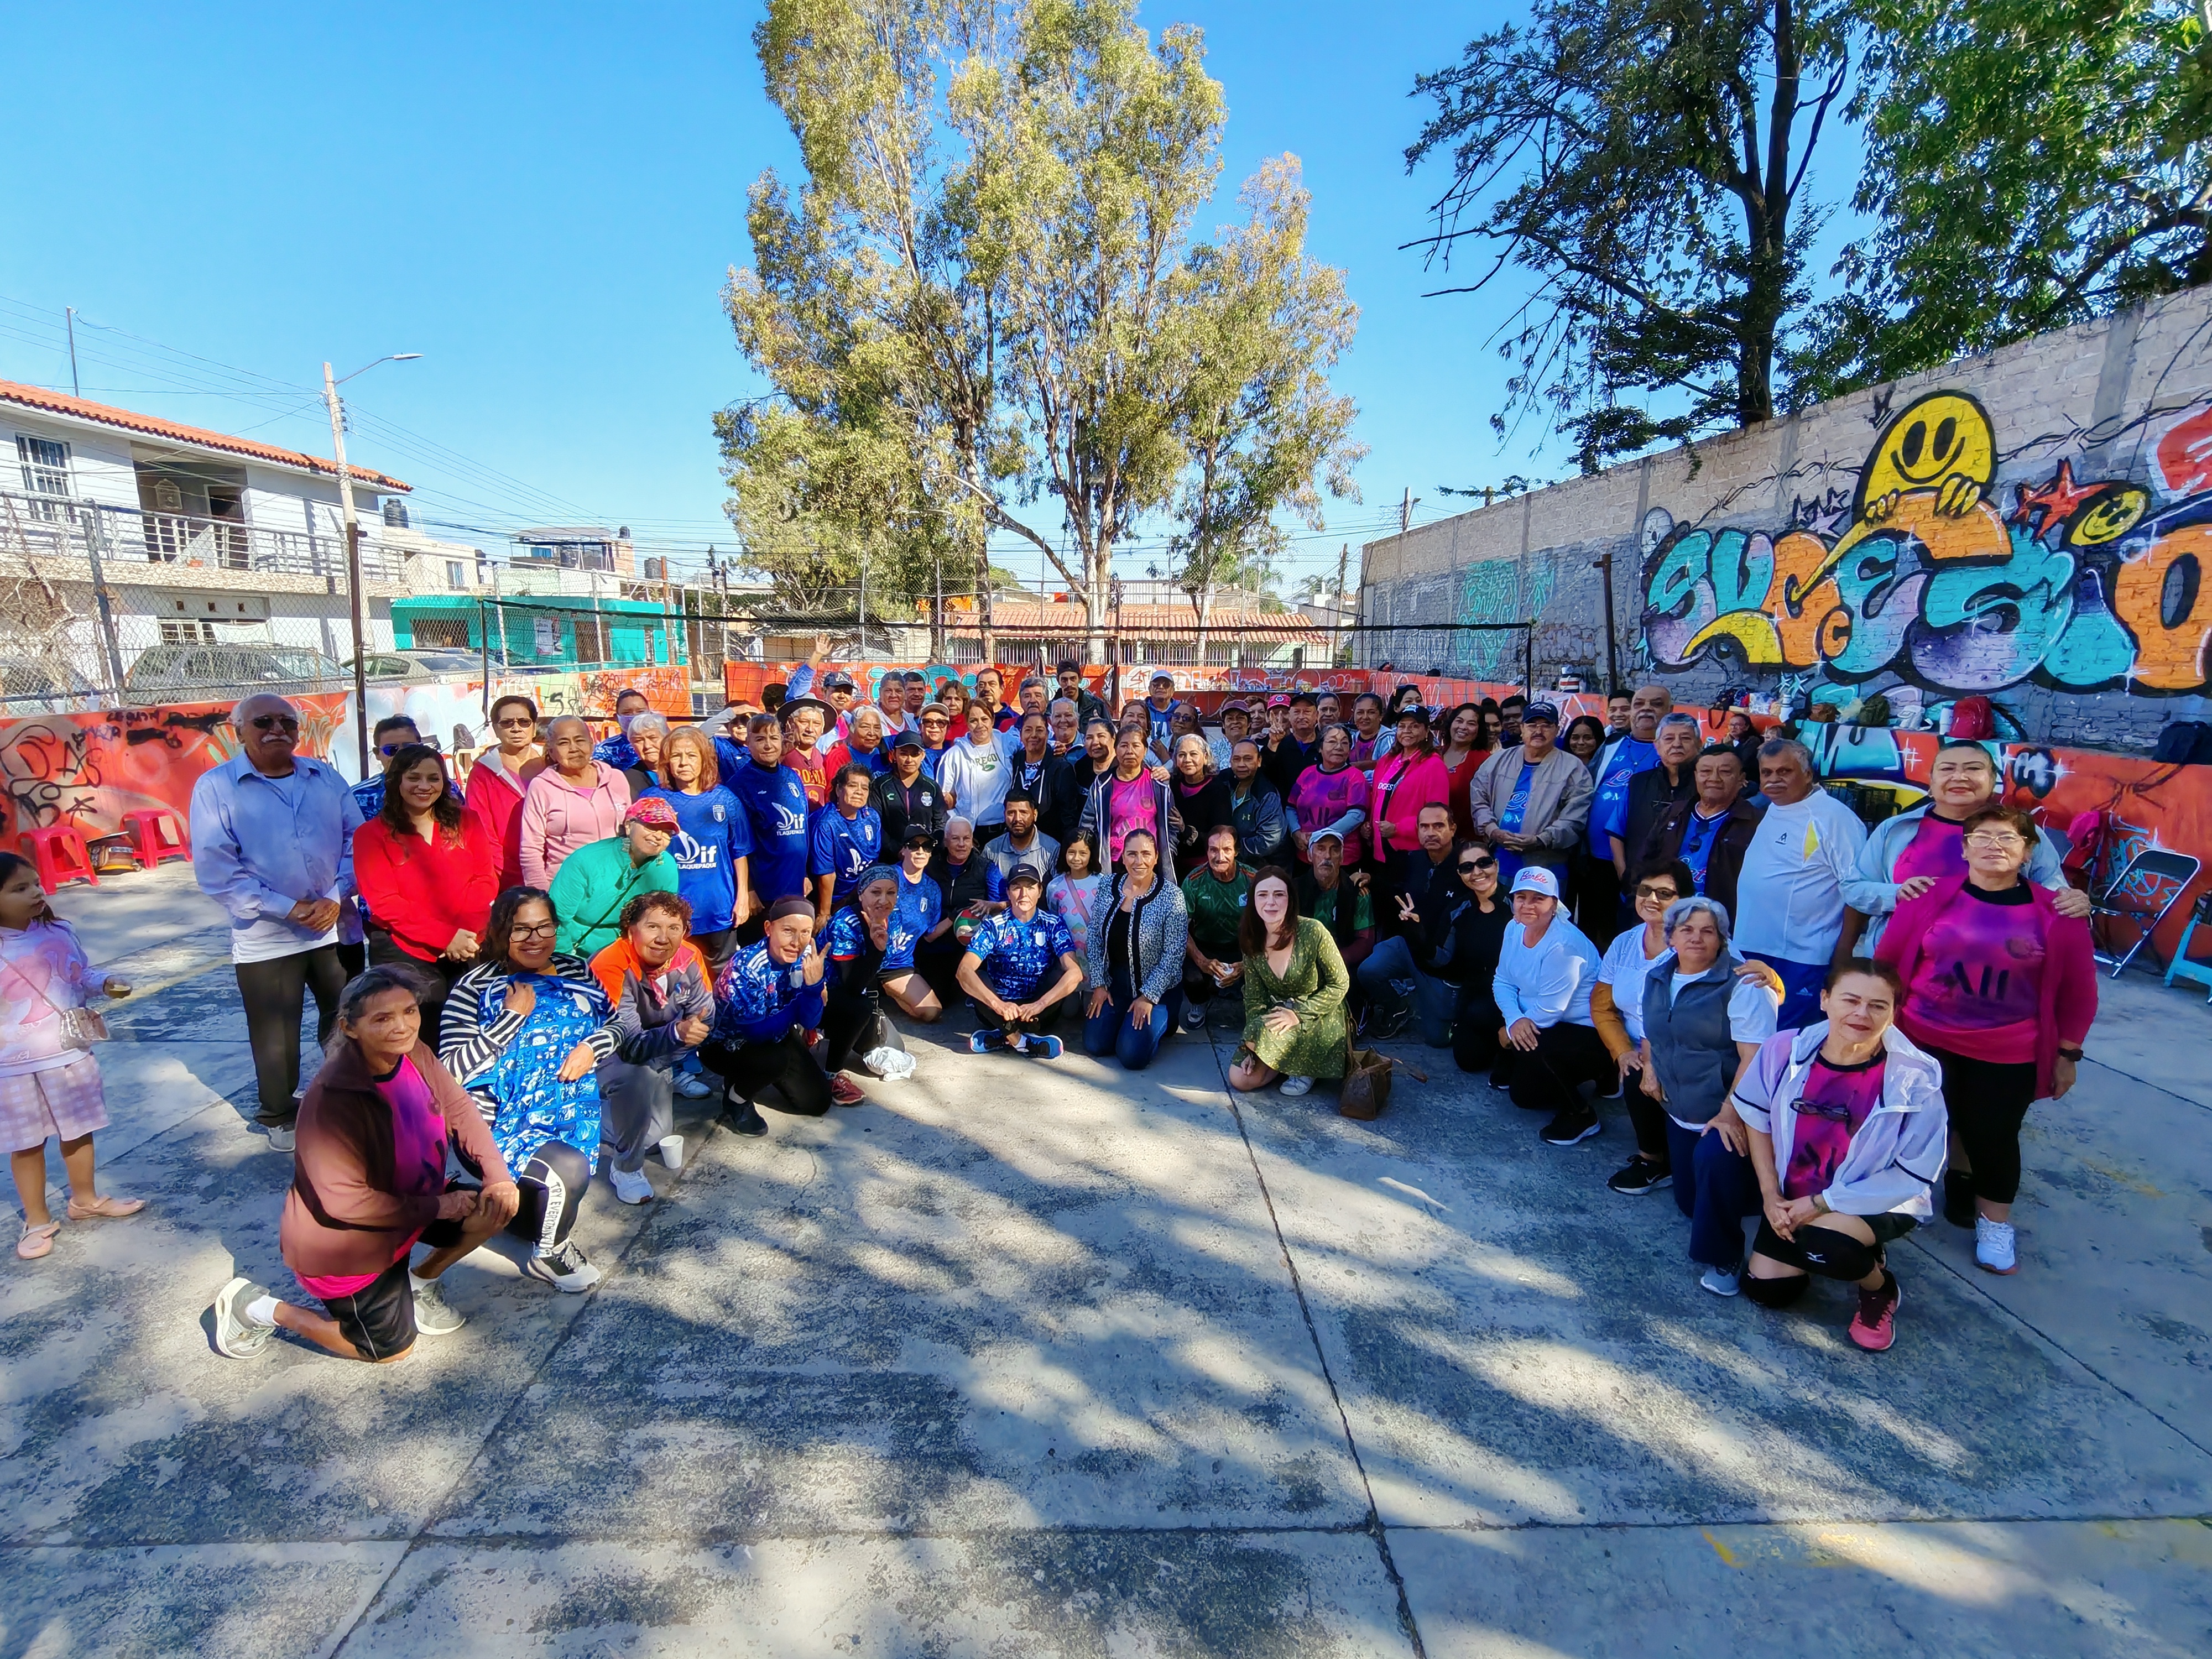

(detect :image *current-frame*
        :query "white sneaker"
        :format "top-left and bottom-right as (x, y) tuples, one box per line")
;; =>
(1699, 1265), (1741, 1297)
(1975, 1215), (2018, 1275)
(211, 1276), (276, 1358)
(522, 1240), (602, 1293)
(673, 1072), (714, 1099)
(409, 1272), (465, 1335)
(263, 1123), (296, 1153)
(608, 1164), (654, 1206)
(1279, 1075), (1314, 1097)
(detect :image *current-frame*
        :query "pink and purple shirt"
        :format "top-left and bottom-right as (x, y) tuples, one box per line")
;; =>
(1781, 1053), (1888, 1200)
(1901, 884), (2044, 1064)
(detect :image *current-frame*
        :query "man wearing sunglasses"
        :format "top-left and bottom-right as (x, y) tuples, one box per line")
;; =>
(191, 695), (365, 1153)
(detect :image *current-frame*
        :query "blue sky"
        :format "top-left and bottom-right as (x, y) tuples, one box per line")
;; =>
(0, 1), (1861, 594)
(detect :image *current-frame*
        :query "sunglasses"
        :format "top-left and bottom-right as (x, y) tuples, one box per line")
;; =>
(1458, 858), (1495, 873)
(494, 714), (536, 729)
(249, 714), (299, 732)
(1635, 883), (1680, 900)
(377, 740), (417, 757)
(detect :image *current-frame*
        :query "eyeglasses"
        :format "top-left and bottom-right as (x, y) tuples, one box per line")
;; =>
(509, 921), (558, 940)
(1635, 884), (1680, 901)
(249, 714), (299, 732)
(494, 715), (535, 729)
(377, 740), (416, 758)
(1963, 831), (2026, 848)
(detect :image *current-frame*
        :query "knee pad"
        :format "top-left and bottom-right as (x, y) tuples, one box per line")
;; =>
(1794, 1232), (1880, 1283)
(1743, 1272), (1810, 1308)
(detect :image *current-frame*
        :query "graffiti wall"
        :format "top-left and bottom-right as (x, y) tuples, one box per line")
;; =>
(1360, 286), (2212, 753)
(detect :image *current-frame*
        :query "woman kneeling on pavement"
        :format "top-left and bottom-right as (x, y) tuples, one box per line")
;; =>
(1729, 958), (1948, 1353)
(436, 889), (615, 1291)
(1874, 804), (2096, 1276)
(213, 967), (524, 1361)
(1490, 865), (1610, 1146)
(958, 864), (1086, 1058)
(1228, 867), (1350, 1098)
(821, 865), (917, 1093)
(1081, 828), (1190, 1071)
(1631, 896), (1778, 1291)
(589, 891), (714, 1206)
(700, 897), (831, 1132)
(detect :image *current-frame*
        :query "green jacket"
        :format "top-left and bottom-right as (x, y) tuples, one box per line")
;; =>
(548, 837), (680, 959)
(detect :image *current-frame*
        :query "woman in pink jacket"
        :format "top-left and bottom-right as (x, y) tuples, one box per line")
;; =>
(518, 714), (633, 889)
(464, 694), (545, 890)
(1369, 706), (1450, 880)
(1875, 804), (2096, 1278)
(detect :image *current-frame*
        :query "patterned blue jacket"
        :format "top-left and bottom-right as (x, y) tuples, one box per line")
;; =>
(712, 940), (827, 1045)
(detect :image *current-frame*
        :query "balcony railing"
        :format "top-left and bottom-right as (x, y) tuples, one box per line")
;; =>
(0, 488), (408, 583)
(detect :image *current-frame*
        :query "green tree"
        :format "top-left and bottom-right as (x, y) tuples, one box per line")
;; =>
(1405, 0), (1849, 472)
(1166, 157), (1363, 659)
(1793, 0), (2212, 398)
(724, 0), (1359, 655)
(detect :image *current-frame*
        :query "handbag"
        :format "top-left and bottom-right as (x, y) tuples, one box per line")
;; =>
(1339, 1044), (1425, 1120)
(23, 970), (108, 1050)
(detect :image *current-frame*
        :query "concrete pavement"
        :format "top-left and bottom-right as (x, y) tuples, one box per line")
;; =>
(3, 862), (2210, 1656)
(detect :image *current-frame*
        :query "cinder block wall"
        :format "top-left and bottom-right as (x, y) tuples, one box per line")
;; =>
(1359, 286), (2212, 750)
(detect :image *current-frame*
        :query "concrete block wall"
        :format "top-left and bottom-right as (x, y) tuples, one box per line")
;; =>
(1360, 285), (2212, 750)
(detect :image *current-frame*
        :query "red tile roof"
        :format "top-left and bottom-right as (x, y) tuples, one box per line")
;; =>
(954, 602), (1324, 636)
(0, 379), (411, 492)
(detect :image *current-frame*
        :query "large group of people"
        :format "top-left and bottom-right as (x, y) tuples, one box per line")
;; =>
(22, 662), (2072, 1368)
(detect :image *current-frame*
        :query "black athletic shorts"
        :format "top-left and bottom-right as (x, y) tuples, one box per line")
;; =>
(314, 1215), (462, 1360)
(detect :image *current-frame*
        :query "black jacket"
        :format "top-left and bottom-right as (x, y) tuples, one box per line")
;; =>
(1616, 762), (1698, 869)
(1008, 749), (1082, 847)
(1170, 775), (1231, 872)
(1639, 796), (1762, 921)
(1415, 891), (1509, 989)
(1391, 848), (1460, 943)
(873, 770), (948, 848)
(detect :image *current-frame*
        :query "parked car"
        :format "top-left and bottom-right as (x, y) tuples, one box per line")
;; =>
(122, 644), (350, 704)
(346, 650), (486, 683)
(0, 658), (103, 714)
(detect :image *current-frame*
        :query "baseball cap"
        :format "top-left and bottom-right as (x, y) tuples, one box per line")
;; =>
(1004, 864), (1044, 890)
(1310, 827), (1344, 848)
(625, 796), (680, 831)
(890, 729), (925, 750)
(1218, 698), (1249, 716)
(1509, 866), (1561, 898)
(1266, 692), (1292, 708)
(1521, 701), (1562, 725)
(1150, 671), (1176, 687)
(822, 670), (855, 692)
(900, 822), (935, 847)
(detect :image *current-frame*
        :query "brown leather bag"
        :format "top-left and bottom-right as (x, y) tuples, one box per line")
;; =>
(1339, 1045), (1424, 1120)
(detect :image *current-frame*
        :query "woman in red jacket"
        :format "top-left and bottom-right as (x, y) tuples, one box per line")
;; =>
(353, 745), (499, 1042)
(1369, 706), (1451, 886)
(464, 695), (544, 889)
(1875, 804), (2096, 1278)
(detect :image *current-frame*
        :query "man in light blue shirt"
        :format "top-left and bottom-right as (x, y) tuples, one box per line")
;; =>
(190, 693), (363, 1149)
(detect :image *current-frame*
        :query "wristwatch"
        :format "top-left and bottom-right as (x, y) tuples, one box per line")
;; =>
(2058, 1046), (2083, 1062)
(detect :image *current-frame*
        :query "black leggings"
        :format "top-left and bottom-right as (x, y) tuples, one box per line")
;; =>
(701, 1031), (831, 1115)
(1501, 1021), (1610, 1114)
(821, 995), (900, 1075)
(452, 1138), (587, 1252)
(1452, 988), (1503, 1075)
(1928, 1045), (2037, 1204)
(1743, 1213), (1916, 1304)
(234, 946), (347, 1125)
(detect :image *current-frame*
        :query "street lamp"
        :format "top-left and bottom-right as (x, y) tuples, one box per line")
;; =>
(322, 353), (421, 774)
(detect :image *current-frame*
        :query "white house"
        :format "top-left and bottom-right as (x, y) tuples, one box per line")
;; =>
(0, 379), (486, 701)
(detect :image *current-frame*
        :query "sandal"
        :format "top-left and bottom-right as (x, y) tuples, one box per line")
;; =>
(17, 1220), (60, 1259)
(67, 1194), (145, 1221)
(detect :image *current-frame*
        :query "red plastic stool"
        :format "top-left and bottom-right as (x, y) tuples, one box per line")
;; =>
(19, 825), (98, 893)
(121, 808), (190, 871)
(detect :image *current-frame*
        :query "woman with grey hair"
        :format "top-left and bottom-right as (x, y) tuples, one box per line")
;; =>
(1636, 893), (1781, 1296)
(621, 713), (671, 797)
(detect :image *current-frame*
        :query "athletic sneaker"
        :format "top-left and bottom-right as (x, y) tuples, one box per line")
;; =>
(828, 1074), (867, 1106)
(674, 1072), (715, 1100)
(1179, 1002), (1207, 1032)
(410, 1272), (465, 1335)
(1540, 1108), (1601, 1146)
(608, 1164), (654, 1205)
(968, 1029), (1009, 1055)
(263, 1123), (296, 1154)
(1025, 1034), (1065, 1060)
(1370, 1007), (1411, 1041)
(1699, 1265), (1741, 1297)
(1606, 1157), (1672, 1196)
(212, 1277), (276, 1358)
(1849, 1270), (1901, 1351)
(522, 1240), (601, 1293)
(1279, 1075), (1314, 1097)
(728, 1099), (768, 1137)
(1975, 1215), (2019, 1275)
(1943, 1170), (1977, 1228)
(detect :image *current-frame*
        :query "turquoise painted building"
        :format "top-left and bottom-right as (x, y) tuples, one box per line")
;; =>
(392, 595), (686, 670)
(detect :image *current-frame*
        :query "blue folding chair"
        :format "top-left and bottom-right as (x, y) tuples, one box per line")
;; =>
(2161, 892), (2212, 1003)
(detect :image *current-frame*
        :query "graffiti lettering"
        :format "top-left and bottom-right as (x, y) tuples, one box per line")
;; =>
(1643, 391), (2212, 696)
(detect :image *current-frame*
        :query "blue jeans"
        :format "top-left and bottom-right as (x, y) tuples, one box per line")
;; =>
(1354, 935), (1457, 1047)
(1668, 1118), (1761, 1269)
(1083, 967), (1181, 1070)
(1746, 951), (1829, 1031)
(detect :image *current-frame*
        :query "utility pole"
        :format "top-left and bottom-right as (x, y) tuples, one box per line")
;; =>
(322, 360), (372, 777)
(1333, 541), (1349, 669)
(65, 308), (80, 399)
(1593, 549), (1620, 695)
(81, 509), (126, 698)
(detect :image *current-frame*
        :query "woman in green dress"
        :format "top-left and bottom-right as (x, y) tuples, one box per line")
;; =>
(1229, 865), (1351, 1098)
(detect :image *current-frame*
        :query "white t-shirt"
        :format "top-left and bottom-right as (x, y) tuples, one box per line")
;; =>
(1597, 925), (1667, 1042)
(1731, 791), (1867, 964)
